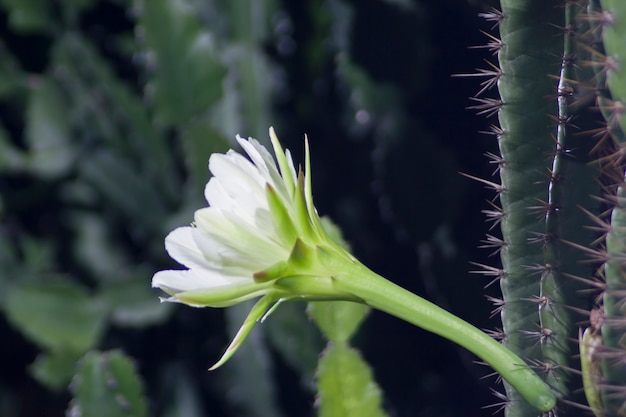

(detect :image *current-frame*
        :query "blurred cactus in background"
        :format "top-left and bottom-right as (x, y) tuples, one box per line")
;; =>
(0, 0), (531, 416)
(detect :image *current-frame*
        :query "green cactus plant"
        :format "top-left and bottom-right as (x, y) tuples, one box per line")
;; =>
(465, 0), (626, 415)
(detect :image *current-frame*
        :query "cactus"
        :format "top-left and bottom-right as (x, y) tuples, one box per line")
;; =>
(466, 0), (626, 415)
(594, 1), (626, 414)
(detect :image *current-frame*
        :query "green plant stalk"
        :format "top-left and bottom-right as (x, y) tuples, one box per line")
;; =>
(330, 261), (556, 413)
(493, 1), (567, 415)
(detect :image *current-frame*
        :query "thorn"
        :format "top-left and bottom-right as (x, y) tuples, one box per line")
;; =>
(548, 20), (579, 38)
(528, 231), (557, 248)
(523, 263), (558, 280)
(452, 61), (502, 97)
(484, 327), (506, 343)
(561, 239), (610, 265)
(527, 198), (559, 220)
(562, 272), (606, 301)
(482, 388), (510, 415)
(478, 7), (505, 29)
(479, 124), (505, 139)
(485, 295), (505, 318)
(468, 97), (504, 118)
(482, 203), (506, 230)
(473, 360), (502, 383)
(548, 113), (580, 130)
(520, 325), (557, 347)
(479, 234), (507, 256)
(469, 31), (504, 55)
(469, 262), (506, 288)
(521, 294), (553, 312)
(459, 172), (505, 196)
(579, 9), (615, 28)
(484, 152), (506, 176)
(526, 358), (563, 380)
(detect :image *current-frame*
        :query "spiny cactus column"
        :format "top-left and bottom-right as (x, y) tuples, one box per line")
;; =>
(490, 1), (561, 415)
(596, 1), (626, 414)
(473, 1), (603, 415)
(541, 0), (598, 400)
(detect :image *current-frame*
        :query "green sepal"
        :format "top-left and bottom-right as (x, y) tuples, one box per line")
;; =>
(274, 276), (358, 302)
(265, 182), (298, 246)
(254, 238), (322, 283)
(209, 294), (277, 370)
(269, 127), (296, 198)
(174, 280), (273, 308)
(288, 238), (318, 270)
(294, 172), (317, 239)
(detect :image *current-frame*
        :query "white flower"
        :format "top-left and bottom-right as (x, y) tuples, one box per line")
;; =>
(152, 127), (357, 305)
(152, 128), (357, 367)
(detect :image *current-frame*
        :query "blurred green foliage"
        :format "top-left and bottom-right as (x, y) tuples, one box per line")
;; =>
(0, 1), (492, 416)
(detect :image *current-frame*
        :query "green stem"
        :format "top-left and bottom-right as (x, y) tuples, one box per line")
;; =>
(332, 263), (556, 413)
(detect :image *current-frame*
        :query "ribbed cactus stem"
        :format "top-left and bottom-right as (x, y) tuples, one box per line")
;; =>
(495, 1), (563, 415)
(541, 0), (599, 399)
(598, 4), (626, 415)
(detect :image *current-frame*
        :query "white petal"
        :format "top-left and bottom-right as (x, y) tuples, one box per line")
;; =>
(206, 153), (267, 209)
(195, 207), (288, 267)
(189, 226), (261, 275)
(152, 268), (248, 293)
(236, 136), (283, 187)
(204, 176), (262, 224)
(164, 227), (211, 270)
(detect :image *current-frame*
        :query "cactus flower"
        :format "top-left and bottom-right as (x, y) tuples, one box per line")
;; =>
(153, 128), (556, 412)
(153, 127), (358, 368)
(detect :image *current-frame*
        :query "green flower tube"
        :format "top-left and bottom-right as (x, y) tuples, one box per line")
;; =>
(152, 128), (556, 412)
